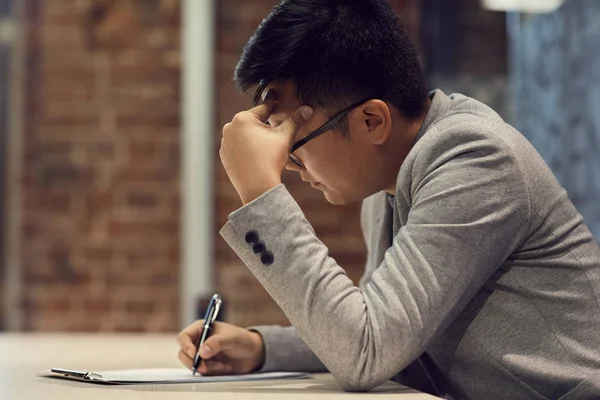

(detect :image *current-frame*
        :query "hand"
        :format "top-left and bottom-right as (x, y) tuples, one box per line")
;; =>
(220, 91), (313, 204)
(177, 320), (265, 375)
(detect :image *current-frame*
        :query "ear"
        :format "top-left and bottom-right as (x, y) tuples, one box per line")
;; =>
(360, 100), (392, 145)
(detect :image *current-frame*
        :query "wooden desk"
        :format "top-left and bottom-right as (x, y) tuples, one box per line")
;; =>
(0, 334), (438, 399)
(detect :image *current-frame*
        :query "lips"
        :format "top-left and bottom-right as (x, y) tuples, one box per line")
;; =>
(301, 175), (323, 189)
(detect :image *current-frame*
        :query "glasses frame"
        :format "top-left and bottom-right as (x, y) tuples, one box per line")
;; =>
(287, 97), (373, 168)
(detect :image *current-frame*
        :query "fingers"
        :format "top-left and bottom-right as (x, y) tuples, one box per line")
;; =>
(177, 321), (234, 362)
(198, 332), (233, 359)
(177, 320), (205, 359)
(247, 89), (276, 123)
(178, 349), (193, 369)
(277, 105), (313, 136)
(177, 350), (232, 375)
(201, 360), (233, 375)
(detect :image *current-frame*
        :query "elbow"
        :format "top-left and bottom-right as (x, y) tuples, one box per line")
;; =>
(334, 370), (387, 392)
(338, 377), (382, 392)
(329, 333), (396, 392)
(340, 381), (379, 393)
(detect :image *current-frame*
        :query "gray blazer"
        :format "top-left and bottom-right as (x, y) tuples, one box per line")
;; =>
(220, 90), (600, 399)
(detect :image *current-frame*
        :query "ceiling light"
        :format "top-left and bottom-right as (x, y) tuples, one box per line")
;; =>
(482, 0), (566, 13)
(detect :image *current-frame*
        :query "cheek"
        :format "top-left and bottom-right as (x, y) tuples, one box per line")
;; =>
(306, 143), (356, 183)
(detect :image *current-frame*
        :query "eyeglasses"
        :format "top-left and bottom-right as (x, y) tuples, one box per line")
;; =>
(287, 97), (373, 168)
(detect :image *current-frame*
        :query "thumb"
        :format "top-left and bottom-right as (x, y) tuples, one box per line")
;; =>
(198, 335), (221, 359)
(199, 334), (232, 359)
(277, 105), (313, 136)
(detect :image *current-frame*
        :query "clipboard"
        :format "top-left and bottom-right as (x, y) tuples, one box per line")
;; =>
(46, 367), (309, 385)
(49, 368), (104, 382)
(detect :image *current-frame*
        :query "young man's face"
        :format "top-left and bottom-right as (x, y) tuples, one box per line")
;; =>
(265, 82), (395, 205)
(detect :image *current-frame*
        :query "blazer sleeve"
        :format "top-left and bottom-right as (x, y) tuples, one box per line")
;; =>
(245, 325), (328, 373)
(243, 195), (385, 374)
(220, 133), (530, 391)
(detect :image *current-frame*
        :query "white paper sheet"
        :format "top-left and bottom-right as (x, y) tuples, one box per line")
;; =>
(46, 368), (309, 385)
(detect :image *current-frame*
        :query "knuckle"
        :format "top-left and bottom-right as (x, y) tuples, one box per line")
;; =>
(222, 122), (231, 135)
(177, 334), (189, 347)
(205, 363), (215, 375)
(212, 335), (222, 348)
(177, 350), (190, 366)
(232, 111), (247, 123)
(289, 115), (302, 128)
(213, 362), (225, 374)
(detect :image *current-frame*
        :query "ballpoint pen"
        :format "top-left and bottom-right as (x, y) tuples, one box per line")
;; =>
(192, 293), (223, 376)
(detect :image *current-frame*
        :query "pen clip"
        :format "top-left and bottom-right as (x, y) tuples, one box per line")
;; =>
(202, 294), (222, 324)
(50, 368), (103, 381)
(210, 297), (222, 323)
(85, 372), (103, 380)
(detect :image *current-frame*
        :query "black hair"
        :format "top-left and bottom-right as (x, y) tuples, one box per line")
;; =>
(234, 0), (429, 129)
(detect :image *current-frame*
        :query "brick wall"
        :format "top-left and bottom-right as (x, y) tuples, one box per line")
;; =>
(19, 0), (181, 331)
(214, 0), (421, 327)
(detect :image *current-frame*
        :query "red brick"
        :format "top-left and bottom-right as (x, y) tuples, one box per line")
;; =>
(40, 103), (101, 127)
(84, 298), (112, 314)
(108, 220), (178, 236)
(37, 164), (96, 187)
(40, 24), (87, 49)
(112, 165), (178, 183)
(126, 190), (160, 209)
(124, 298), (155, 314)
(115, 111), (179, 129)
(29, 190), (72, 214)
(85, 190), (113, 215)
(84, 246), (114, 263)
(86, 140), (116, 163)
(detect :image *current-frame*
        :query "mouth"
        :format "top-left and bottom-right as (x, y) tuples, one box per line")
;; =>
(301, 175), (324, 190)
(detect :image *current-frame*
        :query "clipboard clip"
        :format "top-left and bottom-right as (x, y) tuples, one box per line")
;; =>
(50, 368), (103, 381)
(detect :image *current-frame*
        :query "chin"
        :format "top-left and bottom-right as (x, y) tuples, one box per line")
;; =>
(322, 190), (352, 205)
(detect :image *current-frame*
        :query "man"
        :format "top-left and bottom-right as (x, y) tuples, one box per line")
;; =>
(177, 0), (600, 398)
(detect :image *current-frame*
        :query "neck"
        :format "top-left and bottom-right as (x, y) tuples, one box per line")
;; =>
(383, 99), (431, 195)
